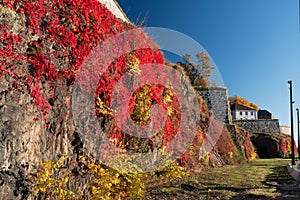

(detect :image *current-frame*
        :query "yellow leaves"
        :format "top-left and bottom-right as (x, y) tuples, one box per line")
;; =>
(125, 54), (141, 75)
(64, 176), (69, 183)
(163, 89), (174, 117)
(129, 66), (141, 75)
(204, 153), (210, 165)
(44, 168), (50, 177)
(87, 161), (107, 177)
(30, 153), (187, 200)
(132, 85), (153, 124)
(109, 137), (124, 147)
(189, 145), (196, 156)
(229, 95), (259, 110)
(149, 161), (189, 183)
(163, 94), (173, 103)
(96, 97), (115, 115)
(39, 186), (46, 193)
(91, 185), (98, 195)
(97, 167), (106, 176)
(228, 151), (233, 159)
(251, 149), (258, 160)
(131, 85), (176, 125)
(52, 187), (75, 200)
(79, 155), (86, 162)
(111, 176), (121, 185)
(87, 162), (97, 172)
(57, 154), (67, 165)
(84, 156), (145, 200)
(166, 106), (173, 116)
(58, 179), (63, 188)
(31, 155), (74, 200)
(162, 89), (174, 104)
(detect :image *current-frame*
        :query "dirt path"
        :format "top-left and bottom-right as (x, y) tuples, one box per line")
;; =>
(144, 159), (300, 199)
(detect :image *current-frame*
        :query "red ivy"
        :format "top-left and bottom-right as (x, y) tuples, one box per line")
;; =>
(0, 0), (209, 163)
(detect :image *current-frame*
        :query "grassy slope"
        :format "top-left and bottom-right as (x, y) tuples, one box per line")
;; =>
(144, 159), (300, 200)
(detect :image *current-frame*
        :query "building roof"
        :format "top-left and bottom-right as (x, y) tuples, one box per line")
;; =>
(230, 103), (256, 111)
(258, 109), (271, 115)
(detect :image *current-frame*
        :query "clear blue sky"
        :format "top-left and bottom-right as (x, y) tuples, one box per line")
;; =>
(117, 0), (300, 128)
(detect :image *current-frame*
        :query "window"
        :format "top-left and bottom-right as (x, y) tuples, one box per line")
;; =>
(251, 112), (253, 115)
(240, 111), (242, 115)
(245, 112), (248, 115)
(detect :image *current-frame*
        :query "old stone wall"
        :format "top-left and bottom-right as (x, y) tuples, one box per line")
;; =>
(197, 87), (231, 124)
(233, 119), (280, 134)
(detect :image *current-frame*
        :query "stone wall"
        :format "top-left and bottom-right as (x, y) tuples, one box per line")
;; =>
(233, 119), (280, 134)
(197, 87), (231, 124)
(280, 126), (291, 136)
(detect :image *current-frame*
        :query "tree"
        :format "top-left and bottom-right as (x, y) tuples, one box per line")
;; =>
(179, 52), (215, 88)
(229, 95), (259, 110)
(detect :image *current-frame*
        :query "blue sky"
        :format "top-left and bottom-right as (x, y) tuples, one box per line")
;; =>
(117, 0), (300, 128)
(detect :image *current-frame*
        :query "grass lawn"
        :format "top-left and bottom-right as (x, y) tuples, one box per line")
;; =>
(144, 159), (300, 200)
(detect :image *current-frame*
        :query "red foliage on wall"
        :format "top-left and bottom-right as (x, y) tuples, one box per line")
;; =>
(280, 136), (297, 158)
(1, 0), (138, 116)
(1, 0), (205, 160)
(213, 123), (245, 165)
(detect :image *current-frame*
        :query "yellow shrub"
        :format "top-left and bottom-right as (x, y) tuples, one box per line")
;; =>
(85, 157), (145, 200)
(31, 154), (75, 199)
(30, 152), (188, 199)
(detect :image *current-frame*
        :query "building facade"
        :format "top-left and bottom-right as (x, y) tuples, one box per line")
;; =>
(280, 125), (291, 135)
(230, 103), (258, 120)
(258, 109), (273, 119)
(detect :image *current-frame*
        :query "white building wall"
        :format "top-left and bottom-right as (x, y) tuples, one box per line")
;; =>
(234, 110), (257, 120)
(280, 126), (291, 136)
(98, 0), (129, 23)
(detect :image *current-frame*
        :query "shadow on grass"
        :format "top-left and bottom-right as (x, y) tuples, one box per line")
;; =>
(147, 182), (258, 200)
(229, 164), (299, 200)
(264, 164), (300, 199)
(265, 165), (292, 184)
(144, 159), (300, 200)
(230, 194), (274, 200)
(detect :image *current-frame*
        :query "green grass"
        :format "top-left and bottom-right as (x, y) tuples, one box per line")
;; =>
(144, 159), (299, 200)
